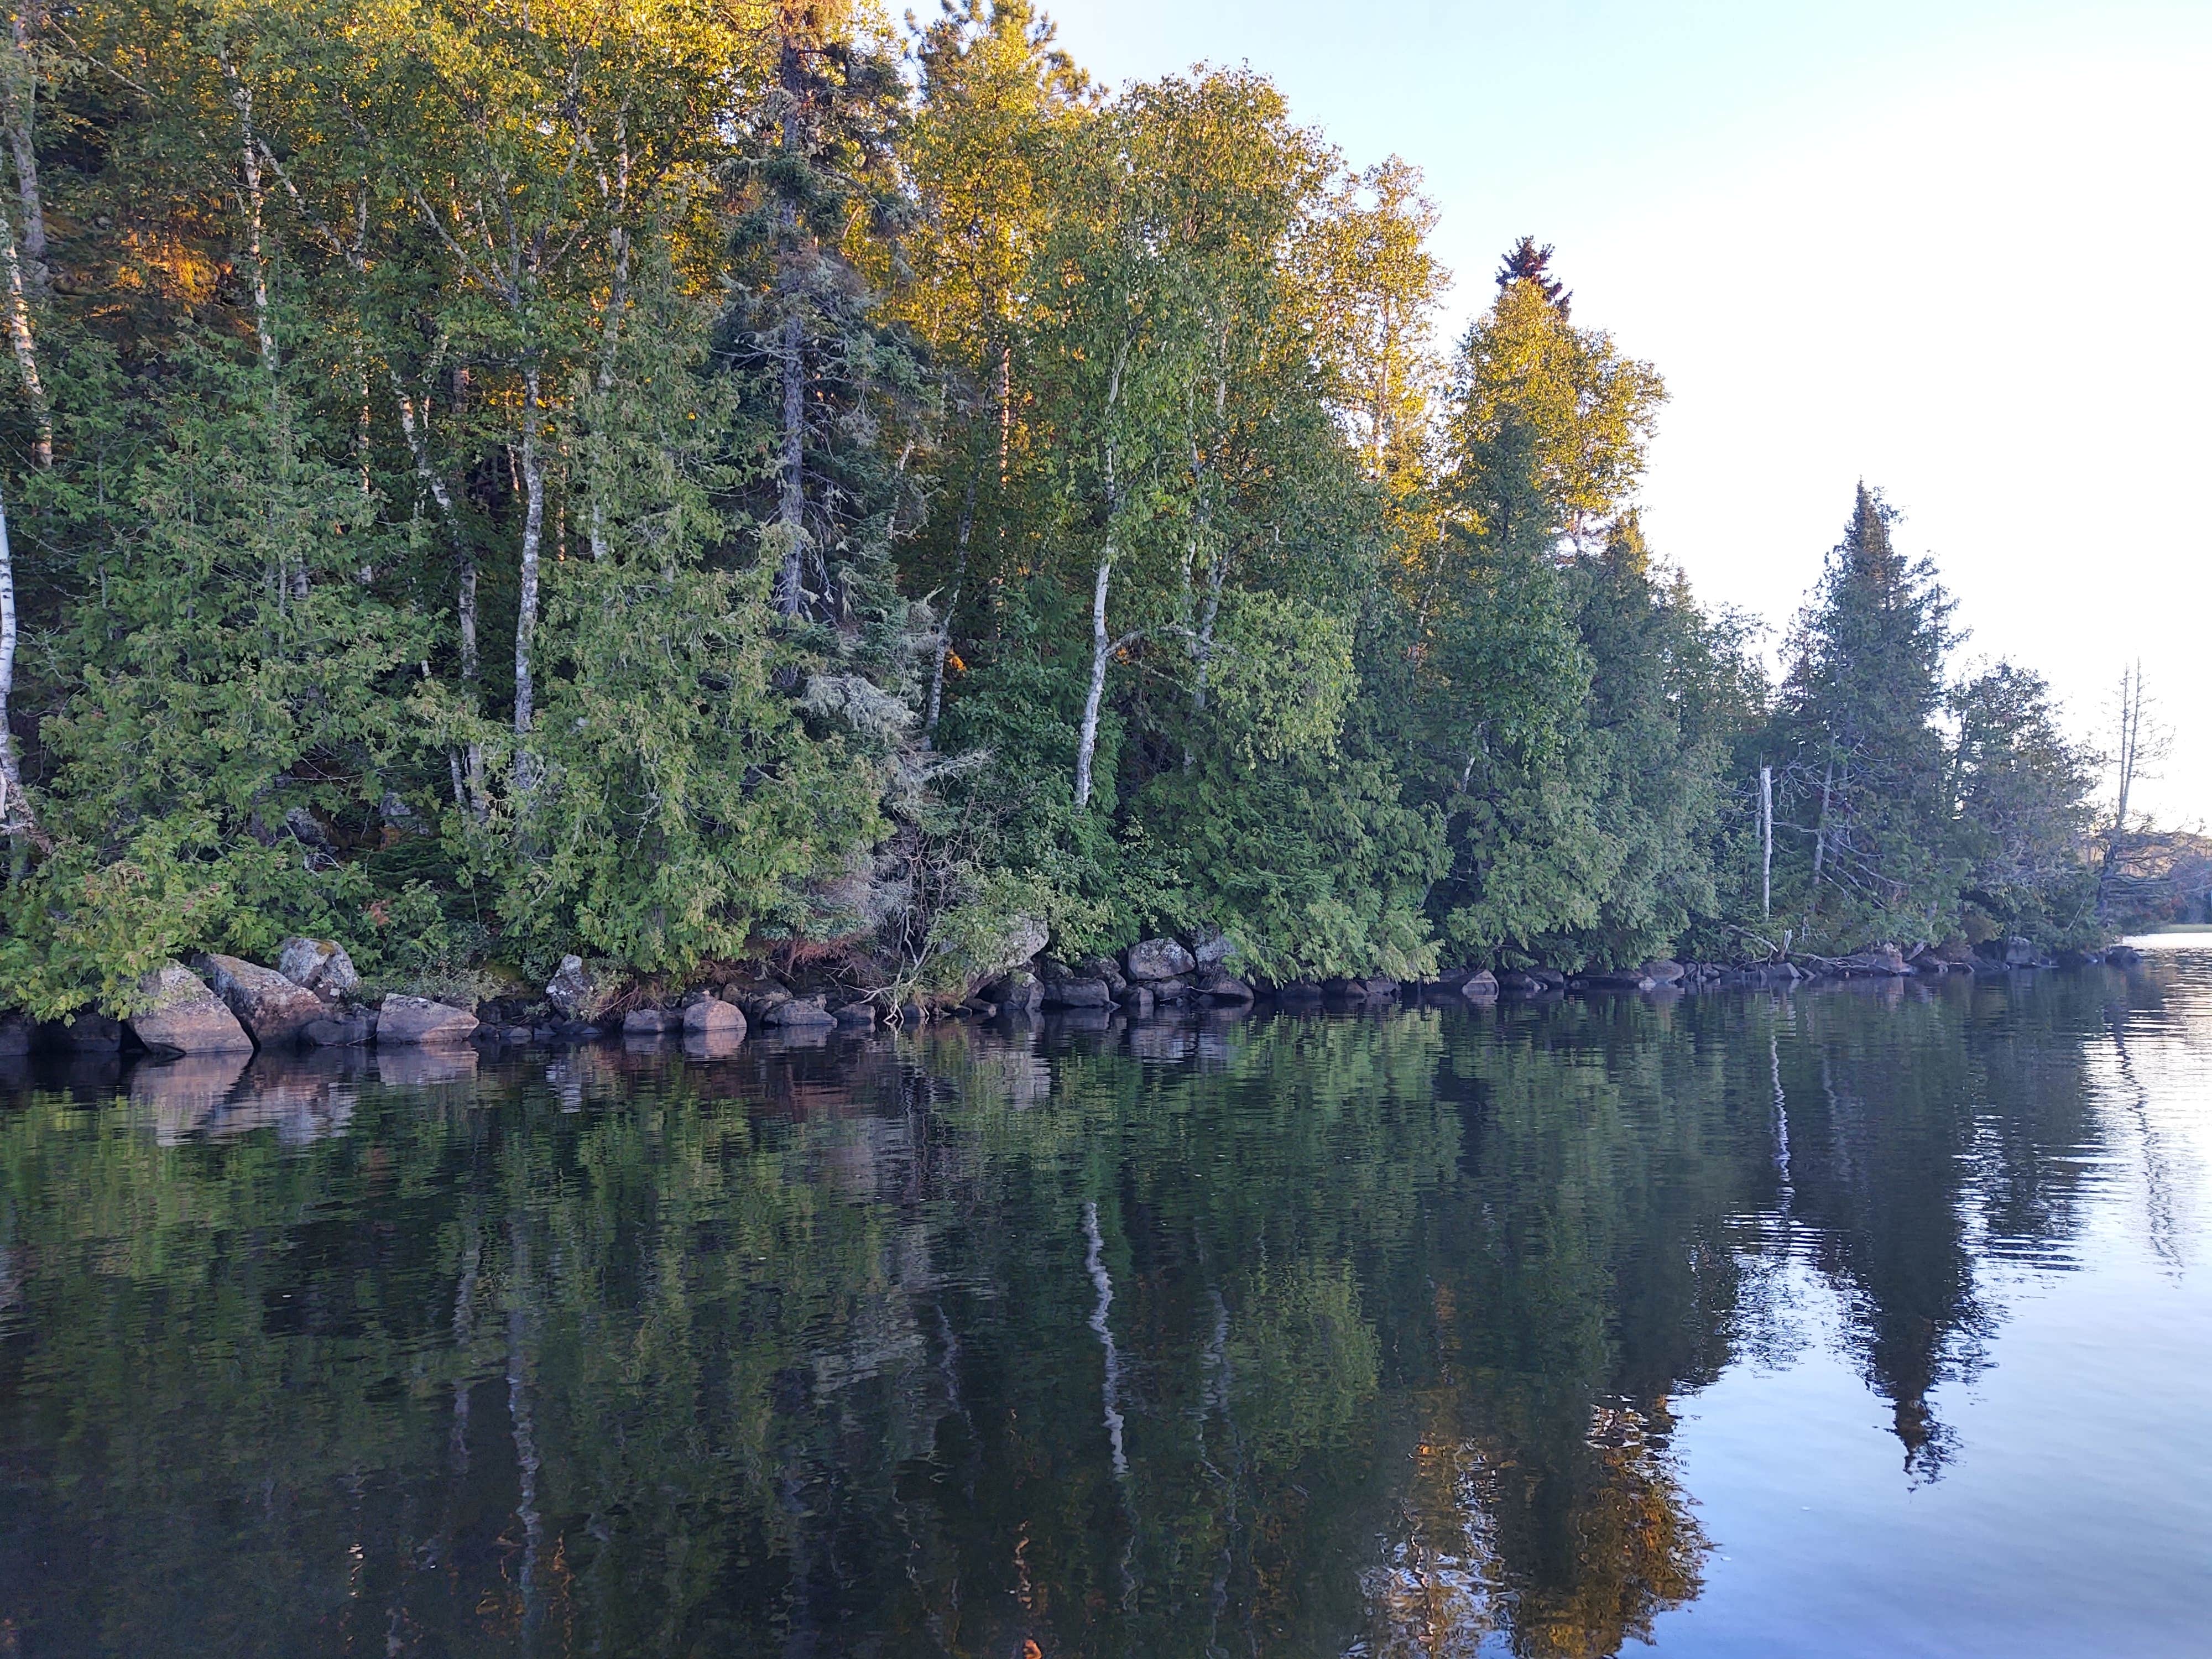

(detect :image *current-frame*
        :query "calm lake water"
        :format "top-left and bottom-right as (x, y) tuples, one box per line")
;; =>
(4, 953), (2210, 1657)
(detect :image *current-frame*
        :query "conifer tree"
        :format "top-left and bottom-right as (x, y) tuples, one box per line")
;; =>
(1770, 484), (1961, 945)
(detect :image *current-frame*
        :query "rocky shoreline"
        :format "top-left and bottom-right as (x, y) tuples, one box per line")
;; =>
(0, 928), (2150, 1066)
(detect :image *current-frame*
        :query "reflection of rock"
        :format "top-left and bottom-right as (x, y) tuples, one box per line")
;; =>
(1128, 1020), (1192, 1064)
(127, 964), (253, 1055)
(373, 1044), (479, 1087)
(138, 1051), (364, 1144)
(681, 1029), (744, 1061)
(131, 1052), (253, 1142)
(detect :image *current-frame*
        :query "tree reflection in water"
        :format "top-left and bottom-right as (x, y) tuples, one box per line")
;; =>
(0, 965), (2152, 1656)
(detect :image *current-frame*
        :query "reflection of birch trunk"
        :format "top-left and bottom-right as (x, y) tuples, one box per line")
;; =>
(507, 1220), (544, 1641)
(1082, 1201), (1126, 1477)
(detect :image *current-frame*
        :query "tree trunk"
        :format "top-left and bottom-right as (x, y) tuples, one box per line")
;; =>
(395, 383), (485, 816)
(774, 309), (808, 615)
(512, 367), (545, 745)
(585, 169), (630, 565)
(3, 10), (44, 298)
(0, 199), (44, 469)
(1760, 763), (1774, 919)
(0, 475), (31, 854)
(923, 474), (974, 743)
(1811, 753), (1834, 908)
(222, 61), (277, 376)
(1074, 553), (1117, 810)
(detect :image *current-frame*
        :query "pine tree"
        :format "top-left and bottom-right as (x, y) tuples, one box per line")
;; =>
(1770, 484), (1962, 946)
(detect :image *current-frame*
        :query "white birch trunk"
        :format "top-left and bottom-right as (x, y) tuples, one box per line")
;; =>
(0, 476), (25, 841)
(1074, 553), (1115, 810)
(512, 368), (545, 748)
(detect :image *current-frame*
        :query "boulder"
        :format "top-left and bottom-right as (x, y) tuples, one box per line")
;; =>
(832, 1000), (878, 1026)
(1117, 984), (1155, 1018)
(1460, 969), (1499, 1001)
(545, 954), (606, 1022)
(1196, 968), (1254, 1004)
(1034, 956), (1072, 985)
(275, 936), (360, 1001)
(54, 1010), (124, 1049)
(1150, 976), (1192, 1002)
(199, 952), (325, 1047)
(983, 970), (1044, 1014)
(1043, 977), (1113, 1009)
(763, 996), (837, 1029)
(1932, 934), (1976, 965)
(127, 964), (254, 1056)
(683, 998), (746, 1038)
(1191, 930), (1238, 969)
(622, 1007), (677, 1035)
(303, 1014), (373, 1047)
(983, 913), (1050, 975)
(1579, 970), (1657, 991)
(2106, 944), (2144, 966)
(377, 994), (479, 1045)
(1124, 937), (1196, 982)
(1321, 977), (1365, 1000)
(1639, 959), (1686, 984)
(1497, 971), (1545, 995)
(0, 1013), (31, 1055)
(1275, 981), (1323, 1002)
(1074, 955), (1128, 993)
(1361, 976), (1401, 999)
(737, 986), (795, 1022)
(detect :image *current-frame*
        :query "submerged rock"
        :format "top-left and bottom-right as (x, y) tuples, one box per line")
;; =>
(128, 964), (254, 1056)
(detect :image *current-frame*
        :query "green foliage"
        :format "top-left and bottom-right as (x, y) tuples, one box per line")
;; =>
(0, 4), (2105, 1012)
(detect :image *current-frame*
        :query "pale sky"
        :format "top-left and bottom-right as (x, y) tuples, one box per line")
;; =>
(1030, 0), (2212, 823)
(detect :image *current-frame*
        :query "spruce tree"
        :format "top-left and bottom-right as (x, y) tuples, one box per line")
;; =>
(1770, 484), (1961, 946)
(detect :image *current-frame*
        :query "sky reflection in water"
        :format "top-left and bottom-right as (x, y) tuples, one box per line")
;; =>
(2, 954), (2208, 1657)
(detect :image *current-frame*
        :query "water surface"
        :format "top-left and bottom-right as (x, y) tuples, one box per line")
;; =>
(3, 954), (2208, 1656)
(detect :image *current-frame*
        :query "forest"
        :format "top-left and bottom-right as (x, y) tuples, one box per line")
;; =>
(0, 0), (2111, 1019)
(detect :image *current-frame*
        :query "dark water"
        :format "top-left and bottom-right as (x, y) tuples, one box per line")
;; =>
(4, 954), (2209, 1658)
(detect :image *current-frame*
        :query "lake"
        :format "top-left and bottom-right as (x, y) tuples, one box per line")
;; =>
(3, 952), (2209, 1657)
